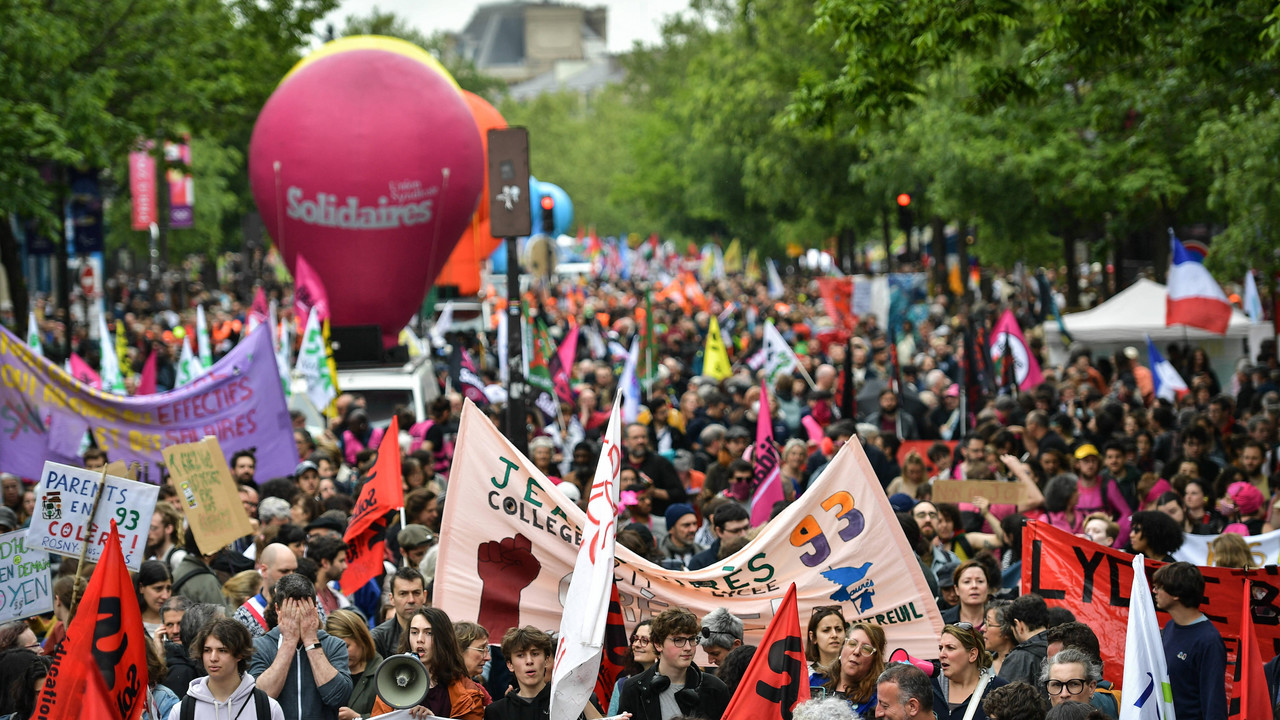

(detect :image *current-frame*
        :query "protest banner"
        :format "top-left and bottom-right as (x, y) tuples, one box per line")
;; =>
(1022, 520), (1280, 717)
(0, 323), (295, 481)
(931, 480), (1025, 506)
(436, 400), (945, 660)
(162, 437), (254, 554)
(1175, 528), (1280, 567)
(0, 529), (53, 622)
(28, 461), (159, 570)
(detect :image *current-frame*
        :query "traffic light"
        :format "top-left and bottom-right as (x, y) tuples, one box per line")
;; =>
(896, 193), (913, 235)
(540, 195), (555, 235)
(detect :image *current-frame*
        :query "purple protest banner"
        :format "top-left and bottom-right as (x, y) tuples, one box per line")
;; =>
(0, 324), (293, 482)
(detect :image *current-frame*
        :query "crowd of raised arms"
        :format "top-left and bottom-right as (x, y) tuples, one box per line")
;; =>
(1, 259), (1277, 720)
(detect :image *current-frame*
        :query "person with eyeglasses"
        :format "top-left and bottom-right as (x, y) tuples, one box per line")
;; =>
(1039, 648), (1101, 711)
(938, 623), (1007, 720)
(607, 620), (655, 715)
(912, 501), (962, 577)
(617, 607), (729, 720)
(805, 606), (847, 685)
(982, 600), (1016, 676)
(822, 622), (885, 717)
(454, 621), (495, 692)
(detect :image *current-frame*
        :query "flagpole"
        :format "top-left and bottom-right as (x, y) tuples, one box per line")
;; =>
(795, 360), (818, 392)
(69, 465), (109, 616)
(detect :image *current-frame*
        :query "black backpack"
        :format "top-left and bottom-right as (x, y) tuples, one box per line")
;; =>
(179, 686), (269, 720)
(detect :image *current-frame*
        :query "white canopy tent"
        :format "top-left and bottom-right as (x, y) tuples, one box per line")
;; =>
(1042, 278), (1271, 383)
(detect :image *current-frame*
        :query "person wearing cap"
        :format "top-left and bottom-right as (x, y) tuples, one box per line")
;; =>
(0, 506), (18, 533)
(305, 513), (345, 541)
(397, 524), (436, 570)
(1219, 481), (1268, 535)
(1071, 444), (1131, 520)
(935, 561), (960, 610)
(658, 503), (703, 569)
(294, 460), (321, 500)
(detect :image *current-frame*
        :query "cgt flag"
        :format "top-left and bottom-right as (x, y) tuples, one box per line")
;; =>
(35, 520), (147, 720)
(720, 583), (810, 719)
(341, 417), (404, 594)
(1118, 553), (1175, 720)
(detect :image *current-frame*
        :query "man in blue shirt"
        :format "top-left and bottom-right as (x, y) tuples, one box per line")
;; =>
(1154, 562), (1227, 720)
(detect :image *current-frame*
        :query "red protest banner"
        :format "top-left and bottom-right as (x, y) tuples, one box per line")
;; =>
(816, 278), (856, 331)
(341, 416), (404, 594)
(1022, 520), (1280, 718)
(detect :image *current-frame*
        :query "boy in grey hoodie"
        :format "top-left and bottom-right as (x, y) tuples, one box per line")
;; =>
(168, 618), (284, 720)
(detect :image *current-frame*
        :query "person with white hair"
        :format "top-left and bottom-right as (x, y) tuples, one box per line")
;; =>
(792, 696), (862, 720)
(698, 607), (743, 666)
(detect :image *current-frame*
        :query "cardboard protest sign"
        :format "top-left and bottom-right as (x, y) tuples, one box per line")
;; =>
(29, 461), (159, 570)
(436, 400), (945, 660)
(162, 437), (253, 554)
(0, 530), (52, 622)
(1175, 528), (1280, 567)
(931, 480), (1025, 506)
(0, 324), (295, 481)
(1023, 520), (1280, 717)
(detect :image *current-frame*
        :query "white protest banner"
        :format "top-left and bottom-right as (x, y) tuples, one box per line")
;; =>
(435, 400), (944, 660)
(1173, 528), (1280, 567)
(0, 530), (53, 622)
(29, 461), (160, 571)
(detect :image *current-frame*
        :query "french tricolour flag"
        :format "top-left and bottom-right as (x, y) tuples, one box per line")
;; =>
(1146, 334), (1188, 403)
(1167, 233), (1232, 334)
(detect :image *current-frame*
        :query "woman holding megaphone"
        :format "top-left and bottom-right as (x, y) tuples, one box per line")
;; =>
(369, 607), (486, 719)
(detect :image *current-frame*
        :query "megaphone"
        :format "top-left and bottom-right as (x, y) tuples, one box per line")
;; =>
(374, 653), (431, 709)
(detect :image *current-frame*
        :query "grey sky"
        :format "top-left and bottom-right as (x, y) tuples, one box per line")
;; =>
(326, 0), (693, 54)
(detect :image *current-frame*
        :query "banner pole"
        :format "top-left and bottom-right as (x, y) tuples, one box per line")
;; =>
(69, 465), (109, 616)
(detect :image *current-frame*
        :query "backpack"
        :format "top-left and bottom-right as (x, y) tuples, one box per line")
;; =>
(171, 563), (217, 596)
(179, 687), (269, 720)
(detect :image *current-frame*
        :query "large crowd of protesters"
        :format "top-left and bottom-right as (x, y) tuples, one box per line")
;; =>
(1, 254), (1277, 720)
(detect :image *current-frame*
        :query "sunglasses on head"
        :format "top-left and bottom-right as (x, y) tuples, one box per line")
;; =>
(811, 604), (845, 618)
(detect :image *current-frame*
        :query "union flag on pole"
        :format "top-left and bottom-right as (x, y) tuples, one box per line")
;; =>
(720, 583), (810, 719)
(342, 417), (404, 594)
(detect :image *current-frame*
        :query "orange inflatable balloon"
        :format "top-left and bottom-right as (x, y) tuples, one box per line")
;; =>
(436, 91), (507, 296)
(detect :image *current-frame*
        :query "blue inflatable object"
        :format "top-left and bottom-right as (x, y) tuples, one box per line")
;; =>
(529, 175), (574, 236)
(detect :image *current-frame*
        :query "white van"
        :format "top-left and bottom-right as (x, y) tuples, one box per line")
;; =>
(289, 353), (439, 430)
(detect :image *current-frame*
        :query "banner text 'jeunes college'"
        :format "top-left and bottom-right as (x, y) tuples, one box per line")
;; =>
(435, 401), (945, 660)
(0, 324), (295, 481)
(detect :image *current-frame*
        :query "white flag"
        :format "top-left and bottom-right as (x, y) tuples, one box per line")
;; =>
(1119, 553), (1177, 720)
(618, 337), (641, 424)
(550, 396), (623, 720)
(26, 311), (42, 357)
(766, 258), (785, 299)
(276, 320), (292, 398)
(268, 299), (279, 353)
(175, 337), (203, 387)
(761, 320), (799, 385)
(196, 304), (213, 368)
(296, 308), (336, 411)
(98, 313), (125, 393)
(1244, 270), (1264, 323)
(430, 301), (454, 348)
(497, 310), (509, 384)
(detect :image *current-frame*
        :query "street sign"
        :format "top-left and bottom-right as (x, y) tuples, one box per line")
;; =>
(488, 128), (532, 238)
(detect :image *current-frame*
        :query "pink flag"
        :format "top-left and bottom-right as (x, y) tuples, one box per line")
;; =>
(135, 351), (157, 395)
(293, 254), (330, 324)
(68, 353), (102, 389)
(987, 309), (1043, 390)
(247, 287), (270, 333)
(801, 415), (824, 443)
(750, 381), (784, 526)
(552, 323), (579, 404)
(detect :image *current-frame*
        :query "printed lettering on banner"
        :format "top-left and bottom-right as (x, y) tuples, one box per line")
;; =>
(1022, 519), (1280, 717)
(435, 400), (944, 661)
(931, 480), (1025, 506)
(1174, 528), (1280, 568)
(0, 530), (53, 622)
(28, 461), (159, 571)
(0, 323), (295, 481)
(162, 437), (254, 554)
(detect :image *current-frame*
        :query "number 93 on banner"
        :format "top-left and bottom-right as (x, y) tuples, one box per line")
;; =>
(789, 491), (865, 567)
(28, 461), (160, 572)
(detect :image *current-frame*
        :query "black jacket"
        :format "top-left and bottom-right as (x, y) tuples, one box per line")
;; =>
(162, 640), (202, 699)
(617, 662), (729, 720)
(687, 541), (721, 571)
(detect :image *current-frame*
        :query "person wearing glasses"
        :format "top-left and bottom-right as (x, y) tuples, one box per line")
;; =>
(607, 620), (656, 715)
(982, 600), (1016, 676)
(617, 607), (729, 720)
(455, 621), (495, 701)
(938, 623), (1007, 720)
(1040, 648), (1101, 710)
(805, 606), (847, 685)
(822, 622), (885, 717)
(912, 501), (962, 576)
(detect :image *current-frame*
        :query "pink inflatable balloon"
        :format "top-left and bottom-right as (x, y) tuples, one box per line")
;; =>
(249, 41), (484, 348)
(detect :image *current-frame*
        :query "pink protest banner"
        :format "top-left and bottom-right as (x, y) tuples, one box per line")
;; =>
(0, 324), (294, 482)
(435, 401), (945, 660)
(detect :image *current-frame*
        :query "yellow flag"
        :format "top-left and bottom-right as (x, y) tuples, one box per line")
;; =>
(745, 248), (761, 281)
(703, 316), (732, 380)
(700, 247), (716, 280)
(723, 239), (743, 274)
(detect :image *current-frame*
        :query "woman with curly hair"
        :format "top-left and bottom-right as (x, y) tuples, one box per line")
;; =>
(1126, 510), (1185, 562)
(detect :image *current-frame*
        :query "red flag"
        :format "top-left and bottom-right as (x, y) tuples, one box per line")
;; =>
(294, 254), (330, 325)
(135, 350), (157, 395)
(342, 417), (404, 594)
(816, 278), (856, 331)
(720, 583), (810, 719)
(592, 582), (630, 711)
(1237, 580), (1271, 718)
(35, 520), (147, 720)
